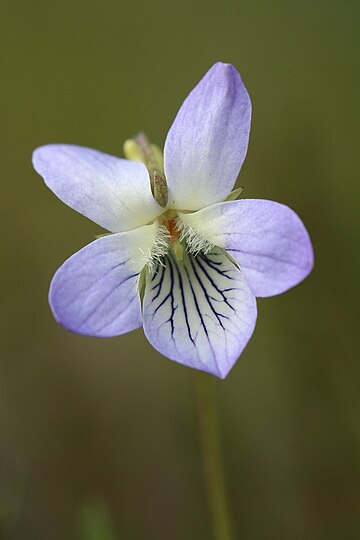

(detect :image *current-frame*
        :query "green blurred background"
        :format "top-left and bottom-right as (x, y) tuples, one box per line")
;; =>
(1, 0), (359, 538)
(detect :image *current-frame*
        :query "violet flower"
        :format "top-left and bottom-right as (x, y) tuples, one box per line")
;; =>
(33, 62), (313, 378)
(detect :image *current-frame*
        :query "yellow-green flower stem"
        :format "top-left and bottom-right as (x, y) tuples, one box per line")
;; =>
(196, 372), (235, 540)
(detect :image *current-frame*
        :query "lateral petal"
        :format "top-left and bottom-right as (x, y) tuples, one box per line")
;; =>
(179, 200), (314, 297)
(143, 248), (257, 378)
(164, 62), (251, 211)
(33, 144), (163, 232)
(49, 223), (158, 336)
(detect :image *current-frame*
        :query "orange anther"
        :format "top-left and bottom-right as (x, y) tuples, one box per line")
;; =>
(164, 218), (180, 243)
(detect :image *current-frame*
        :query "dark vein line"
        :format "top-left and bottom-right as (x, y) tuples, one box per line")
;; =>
(184, 264), (219, 375)
(153, 255), (176, 337)
(198, 253), (234, 279)
(188, 256), (225, 329)
(194, 257), (236, 312)
(151, 265), (166, 301)
(168, 252), (195, 345)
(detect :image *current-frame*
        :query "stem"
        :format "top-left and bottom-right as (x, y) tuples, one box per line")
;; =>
(195, 372), (235, 540)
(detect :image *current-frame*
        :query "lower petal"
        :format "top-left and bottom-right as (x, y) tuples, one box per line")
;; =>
(50, 224), (158, 336)
(142, 247), (257, 379)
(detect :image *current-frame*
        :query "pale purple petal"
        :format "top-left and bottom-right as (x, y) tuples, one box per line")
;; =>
(32, 144), (163, 232)
(179, 200), (314, 297)
(49, 224), (158, 336)
(164, 62), (252, 211)
(142, 248), (257, 379)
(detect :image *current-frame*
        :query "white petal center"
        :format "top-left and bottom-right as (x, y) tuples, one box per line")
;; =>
(146, 214), (214, 273)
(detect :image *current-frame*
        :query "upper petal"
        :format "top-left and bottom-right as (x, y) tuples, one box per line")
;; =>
(142, 247), (257, 379)
(49, 223), (158, 336)
(32, 144), (163, 232)
(164, 62), (252, 211)
(179, 200), (314, 297)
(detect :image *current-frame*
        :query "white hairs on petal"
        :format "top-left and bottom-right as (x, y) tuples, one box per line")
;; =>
(140, 224), (171, 274)
(176, 218), (214, 256)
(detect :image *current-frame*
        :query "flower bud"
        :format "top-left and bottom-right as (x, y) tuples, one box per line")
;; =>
(123, 139), (143, 162)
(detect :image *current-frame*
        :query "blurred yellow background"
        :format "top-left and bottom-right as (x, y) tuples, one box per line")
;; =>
(1, 1), (359, 538)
